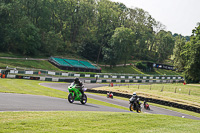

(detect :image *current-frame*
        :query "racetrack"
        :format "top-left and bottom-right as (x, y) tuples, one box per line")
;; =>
(40, 83), (200, 120)
(0, 82), (199, 120)
(0, 93), (129, 112)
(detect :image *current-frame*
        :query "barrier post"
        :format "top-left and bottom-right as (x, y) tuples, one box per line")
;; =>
(2, 74), (6, 78)
(111, 83), (113, 87)
(161, 86), (164, 92)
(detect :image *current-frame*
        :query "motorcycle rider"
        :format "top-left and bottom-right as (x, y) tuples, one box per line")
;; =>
(131, 92), (138, 101)
(73, 78), (84, 97)
(130, 92), (139, 108)
(144, 99), (147, 105)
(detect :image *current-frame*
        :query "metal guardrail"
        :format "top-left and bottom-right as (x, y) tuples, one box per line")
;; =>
(0, 68), (184, 81)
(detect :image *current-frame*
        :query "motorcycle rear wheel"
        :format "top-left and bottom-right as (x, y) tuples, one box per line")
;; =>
(136, 105), (141, 113)
(68, 93), (74, 103)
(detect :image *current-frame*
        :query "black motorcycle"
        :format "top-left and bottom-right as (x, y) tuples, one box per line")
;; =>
(129, 97), (141, 113)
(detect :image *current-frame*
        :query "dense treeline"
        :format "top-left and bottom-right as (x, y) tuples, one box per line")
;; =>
(173, 24), (200, 83)
(0, 0), (176, 65)
(1, 0), (199, 82)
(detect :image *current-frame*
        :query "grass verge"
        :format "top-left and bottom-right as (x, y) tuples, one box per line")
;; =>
(94, 83), (200, 108)
(0, 111), (199, 133)
(86, 92), (200, 118)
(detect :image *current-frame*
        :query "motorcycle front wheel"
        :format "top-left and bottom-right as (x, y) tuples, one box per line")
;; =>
(68, 93), (74, 103)
(129, 104), (134, 111)
(81, 94), (87, 104)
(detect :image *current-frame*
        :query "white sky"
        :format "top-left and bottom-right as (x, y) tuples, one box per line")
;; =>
(110, 0), (200, 36)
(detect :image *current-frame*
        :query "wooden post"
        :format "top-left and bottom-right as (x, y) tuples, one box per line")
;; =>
(161, 86), (164, 92)
(175, 87), (176, 93)
(138, 85), (139, 89)
(189, 89), (190, 95)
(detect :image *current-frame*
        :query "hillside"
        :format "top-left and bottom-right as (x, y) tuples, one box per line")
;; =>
(0, 56), (181, 76)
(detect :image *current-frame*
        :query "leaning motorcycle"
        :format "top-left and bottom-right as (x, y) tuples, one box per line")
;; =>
(68, 83), (87, 104)
(107, 92), (113, 99)
(129, 97), (141, 113)
(144, 101), (150, 110)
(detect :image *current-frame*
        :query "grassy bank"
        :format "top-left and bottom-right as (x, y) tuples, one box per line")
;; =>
(0, 111), (199, 133)
(0, 58), (60, 71)
(101, 65), (141, 74)
(0, 56), (182, 75)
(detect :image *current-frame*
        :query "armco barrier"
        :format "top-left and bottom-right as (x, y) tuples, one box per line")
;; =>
(16, 75), (40, 80)
(86, 89), (200, 113)
(2, 69), (184, 80)
(5, 74), (184, 83)
(8, 75), (75, 82)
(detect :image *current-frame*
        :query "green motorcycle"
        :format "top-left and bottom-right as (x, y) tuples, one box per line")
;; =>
(68, 83), (87, 104)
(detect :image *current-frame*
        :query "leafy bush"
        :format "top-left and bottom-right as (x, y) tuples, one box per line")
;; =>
(135, 62), (147, 70)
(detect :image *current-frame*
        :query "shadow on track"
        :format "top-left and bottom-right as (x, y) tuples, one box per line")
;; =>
(71, 102), (100, 108)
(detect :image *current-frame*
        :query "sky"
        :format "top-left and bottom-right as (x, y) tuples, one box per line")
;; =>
(110, 0), (200, 36)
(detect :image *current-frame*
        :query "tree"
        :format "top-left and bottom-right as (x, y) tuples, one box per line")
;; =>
(0, 0), (172, 63)
(184, 24), (200, 83)
(103, 26), (136, 66)
(172, 35), (187, 71)
(154, 30), (175, 62)
(96, 0), (120, 64)
(125, 8), (158, 60)
(15, 17), (41, 55)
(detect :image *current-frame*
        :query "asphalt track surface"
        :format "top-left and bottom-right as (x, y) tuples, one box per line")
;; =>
(0, 93), (128, 112)
(1, 82), (200, 120)
(40, 83), (200, 120)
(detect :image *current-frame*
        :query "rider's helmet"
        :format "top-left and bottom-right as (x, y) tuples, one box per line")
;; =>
(74, 77), (79, 83)
(133, 92), (136, 96)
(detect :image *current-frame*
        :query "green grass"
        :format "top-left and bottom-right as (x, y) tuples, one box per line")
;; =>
(0, 79), (66, 98)
(94, 83), (200, 108)
(0, 79), (199, 132)
(0, 59), (60, 71)
(0, 52), (26, 58)
(101, 65), (141, 74)
(0, 79), (127, 111)
(0, 111), (199, 133)
(0, 52), (49, 58)
(154, 68), (182, 75)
